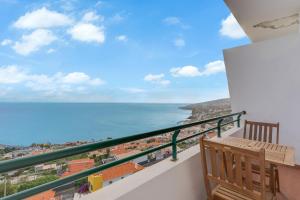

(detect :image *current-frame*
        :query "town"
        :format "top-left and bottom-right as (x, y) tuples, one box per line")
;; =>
(0, 99), (232, 199)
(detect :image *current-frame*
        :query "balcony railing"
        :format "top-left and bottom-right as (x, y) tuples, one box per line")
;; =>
(0, 111), (246, 200)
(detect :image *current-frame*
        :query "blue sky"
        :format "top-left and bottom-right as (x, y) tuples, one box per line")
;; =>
(0, 0), (249, 103)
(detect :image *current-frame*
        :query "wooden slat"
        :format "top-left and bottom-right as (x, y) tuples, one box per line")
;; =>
(253, 124), (258, 140)
(263, 125), (268, 142)
(225, 151), (234, 183)
(268, 125), (273, 143)
(235, 154), (243, 187)
(244, 156), (253, 190)
(219, 150), (226, 180)
(258, 125), (263, 141)
(249, 124), (253, 140)
(210, 146), (218, 177)
(259, 149), (266, 200)
(199, 137), (212, 199)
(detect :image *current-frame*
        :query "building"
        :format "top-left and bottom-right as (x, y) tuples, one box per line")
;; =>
(34, 163), (57, 172)
(114, 149), (148, 165)
(61, 158), (94, 177)
(100, 162), (144, 186)
(26, 190), (56, 200)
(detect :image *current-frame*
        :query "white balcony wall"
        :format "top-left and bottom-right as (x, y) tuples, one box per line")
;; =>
(224, 33), (300, 164)
(76, 145), (208, 200)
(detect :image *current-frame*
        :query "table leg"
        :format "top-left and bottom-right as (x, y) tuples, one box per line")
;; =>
(270, 164), (276, 195)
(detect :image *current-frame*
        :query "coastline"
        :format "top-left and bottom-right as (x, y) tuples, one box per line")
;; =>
(179, 98), (231, 124)
(0, 100), (230, 148)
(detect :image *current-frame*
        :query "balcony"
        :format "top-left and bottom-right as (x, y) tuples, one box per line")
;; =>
(0, 112), (245, 200)
(2, 1), (300, 199)
(76, 128), (300, 200)
(1, 109), (299, 200)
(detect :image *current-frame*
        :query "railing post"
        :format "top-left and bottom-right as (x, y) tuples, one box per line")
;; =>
(217, 119), (224, 138)
(171, 130), (180, 161)
(237, 113), (242, 127)
(237, 111), (246, 127)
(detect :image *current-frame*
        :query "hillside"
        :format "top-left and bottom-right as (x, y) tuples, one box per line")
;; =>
(181, 98), (232, 122)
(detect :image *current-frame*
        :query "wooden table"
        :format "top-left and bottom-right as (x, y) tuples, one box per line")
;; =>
(210, 136), (295, 166)
(210, 136), (296, 194)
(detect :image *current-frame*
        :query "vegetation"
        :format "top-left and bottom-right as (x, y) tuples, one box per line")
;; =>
(74, 177), (88, 188)
(0, 175), (58, 198)
(30, 143), (52, 149)
(0, 147), (17, 155)
(17, 175), (58, 192)
(90, 153), (110, 165)
(66, 153), (89, 161)
(0, 182), (17, 198)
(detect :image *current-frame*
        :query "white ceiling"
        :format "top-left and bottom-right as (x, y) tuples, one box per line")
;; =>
(224, 0), (300, 42)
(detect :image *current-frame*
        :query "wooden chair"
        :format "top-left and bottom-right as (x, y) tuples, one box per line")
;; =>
(243, 120), (280, 192)
(200, 136), (274, 200)
(243, 120), (279, 144)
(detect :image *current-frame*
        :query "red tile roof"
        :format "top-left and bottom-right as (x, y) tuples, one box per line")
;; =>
(26, 190), (55, 200)
(111, 146), (131, 155)
(61, 158), (94, 177)
(100, 162), (144, 181)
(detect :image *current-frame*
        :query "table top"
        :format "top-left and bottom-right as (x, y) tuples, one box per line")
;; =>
(210, 136), (295, 166)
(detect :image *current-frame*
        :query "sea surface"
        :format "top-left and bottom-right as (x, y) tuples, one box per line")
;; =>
(0, 103), (190, 146)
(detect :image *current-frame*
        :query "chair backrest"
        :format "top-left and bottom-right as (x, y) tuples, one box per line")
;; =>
(200, 136), (266, 200)
(243, 120), (279, 144)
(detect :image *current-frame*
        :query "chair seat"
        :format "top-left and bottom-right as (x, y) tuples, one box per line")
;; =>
(212, 186), (274, 200)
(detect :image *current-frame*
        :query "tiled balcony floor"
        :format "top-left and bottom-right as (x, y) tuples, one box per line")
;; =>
(277, 165), (300, 200)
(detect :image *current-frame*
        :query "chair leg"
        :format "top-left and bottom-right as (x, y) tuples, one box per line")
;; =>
(275, 169), (280, 192)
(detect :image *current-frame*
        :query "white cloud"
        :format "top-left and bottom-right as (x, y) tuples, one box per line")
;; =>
(62, 72), (103, 85)
(82, 11), (103, 22)
(0, 87), (12, 96)
(62, 72), (90, 84)
(162, 16), (189, 29)
(220, 13), (246, 39)
(0, 65), (105, 95)
(110, 14), (124, 23)
(170, 60), (225, 77)
(170, 66), (200, 77)
(144, 73), (170, 86)
(47, 48), (55, 54)
(68, 23), (105, 44)
(1, 39), (13, 46)
(13, 7), (73, 29)
(115, 35), (128, 42)
(174, 38), (185, 47)
(0, 65), (28, 84)
(95, 1), (104, 7)
(12, 29), (57, 56)
(201, 60), (226, 76)
(122, 87), (145, 94)
(163, 17), (181, 25)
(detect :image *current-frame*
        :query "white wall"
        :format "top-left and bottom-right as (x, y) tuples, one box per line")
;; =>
(224, 33), (300, 163)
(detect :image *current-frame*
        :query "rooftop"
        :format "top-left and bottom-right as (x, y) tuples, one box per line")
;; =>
(100, 162), (144, 181)
(26, 190), (55, 200)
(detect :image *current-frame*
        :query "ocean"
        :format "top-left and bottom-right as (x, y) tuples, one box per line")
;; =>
(0, 103), (190, 146)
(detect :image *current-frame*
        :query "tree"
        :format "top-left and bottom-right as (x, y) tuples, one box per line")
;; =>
(0, 182), (17, 198)
(17, 175), (58, 192)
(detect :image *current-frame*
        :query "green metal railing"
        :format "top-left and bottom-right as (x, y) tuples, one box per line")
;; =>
(0, 111), (246, 200)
